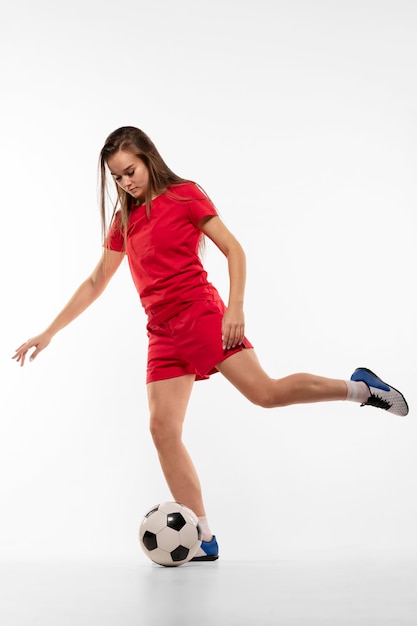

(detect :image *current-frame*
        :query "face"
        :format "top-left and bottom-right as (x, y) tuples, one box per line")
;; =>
(107, 150), (149, 201)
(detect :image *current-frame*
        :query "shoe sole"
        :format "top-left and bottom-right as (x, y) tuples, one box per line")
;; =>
(190, 555), (219, 562)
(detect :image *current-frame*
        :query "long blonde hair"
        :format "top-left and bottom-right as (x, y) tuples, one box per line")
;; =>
(99, 126), (188, 247)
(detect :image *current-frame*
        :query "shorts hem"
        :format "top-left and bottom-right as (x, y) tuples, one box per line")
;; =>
(146, 340), (253, 384)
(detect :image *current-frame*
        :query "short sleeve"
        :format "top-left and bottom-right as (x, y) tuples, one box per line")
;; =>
(104, 212), (124, 251)
(179, 183), (218, 227)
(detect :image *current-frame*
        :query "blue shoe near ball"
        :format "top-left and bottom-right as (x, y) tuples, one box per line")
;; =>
(351, 367), (409, 417)
(191, 535), (219, 562)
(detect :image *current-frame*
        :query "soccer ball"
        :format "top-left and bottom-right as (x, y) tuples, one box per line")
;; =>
(139, 502), (201, 567)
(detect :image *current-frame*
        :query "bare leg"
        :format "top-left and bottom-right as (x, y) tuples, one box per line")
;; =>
(216, 349), (348, 408)
(147, 375), (206, 517)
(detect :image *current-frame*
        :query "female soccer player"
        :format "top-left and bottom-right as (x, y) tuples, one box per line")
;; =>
(13, 126), (409, 561)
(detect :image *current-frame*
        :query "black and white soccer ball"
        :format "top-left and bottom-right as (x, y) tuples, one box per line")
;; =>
(139, 502), (202, 566)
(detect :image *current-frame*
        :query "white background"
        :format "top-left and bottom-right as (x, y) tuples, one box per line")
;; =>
(1, 0), (416, 563)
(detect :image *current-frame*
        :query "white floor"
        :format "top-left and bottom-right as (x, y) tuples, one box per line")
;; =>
(1, 557), (416, 625)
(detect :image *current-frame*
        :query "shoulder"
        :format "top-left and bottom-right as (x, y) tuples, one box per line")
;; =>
(165, 182), (217, 226)
(167, 181), (210, 201)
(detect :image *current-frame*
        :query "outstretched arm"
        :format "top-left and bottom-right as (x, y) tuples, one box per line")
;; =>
(13, 249), (125, 366)
(199, 215), (246, 350)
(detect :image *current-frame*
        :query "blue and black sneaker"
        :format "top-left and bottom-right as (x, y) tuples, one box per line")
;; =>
(351, 368), (409, 417)
(191, 535), (219, 562)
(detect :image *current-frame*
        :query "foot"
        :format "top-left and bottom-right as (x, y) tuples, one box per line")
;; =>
(350, 368), (409, 417)
(191, 535), (219, 562)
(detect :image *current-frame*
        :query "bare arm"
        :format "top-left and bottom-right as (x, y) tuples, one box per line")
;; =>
(13, 249), (125, 366)
(199, 215), (246, 350)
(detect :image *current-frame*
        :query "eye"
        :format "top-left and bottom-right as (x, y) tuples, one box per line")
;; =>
(127, 170), (134, 177)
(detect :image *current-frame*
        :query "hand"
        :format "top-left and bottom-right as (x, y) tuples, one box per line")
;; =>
(222, 305), (245, 350)
(12, 332), (52, 367)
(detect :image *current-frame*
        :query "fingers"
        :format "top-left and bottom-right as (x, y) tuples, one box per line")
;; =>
(222, 324), (245, 350)
(11, 351), (26, 367)
(221, 307), (245, 350)
(14, 342), (29, 353)
(12, 338), (42, 367)
(12, 345), (29, 366)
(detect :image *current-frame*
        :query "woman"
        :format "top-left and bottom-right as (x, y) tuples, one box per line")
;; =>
(13, 126), (409, 561)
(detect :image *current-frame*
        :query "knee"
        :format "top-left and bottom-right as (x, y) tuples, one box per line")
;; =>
(149, 414), (181, 449)
(245, 377), (295, 408)
(253, 394), (277, 409)
(149, 416), (167, 447)
(246, 383), (279, 409)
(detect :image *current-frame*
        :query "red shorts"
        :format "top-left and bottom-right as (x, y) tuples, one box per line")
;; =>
(146, 300), (253, 383)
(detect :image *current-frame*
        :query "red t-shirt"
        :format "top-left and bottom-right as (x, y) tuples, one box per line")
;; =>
(105, 182), (222, 325)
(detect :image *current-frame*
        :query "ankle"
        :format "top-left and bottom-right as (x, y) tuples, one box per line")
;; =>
(345, 380), (369, 403)
(198, 516), (213, 542)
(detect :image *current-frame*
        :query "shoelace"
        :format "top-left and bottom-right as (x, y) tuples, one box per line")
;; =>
(362, 394), (392, 410)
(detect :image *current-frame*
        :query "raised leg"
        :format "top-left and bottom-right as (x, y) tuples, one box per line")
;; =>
(216, 349), (348, 407)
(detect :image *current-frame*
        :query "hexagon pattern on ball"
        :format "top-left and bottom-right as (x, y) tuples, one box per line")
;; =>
(139, 502), (202, 566)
